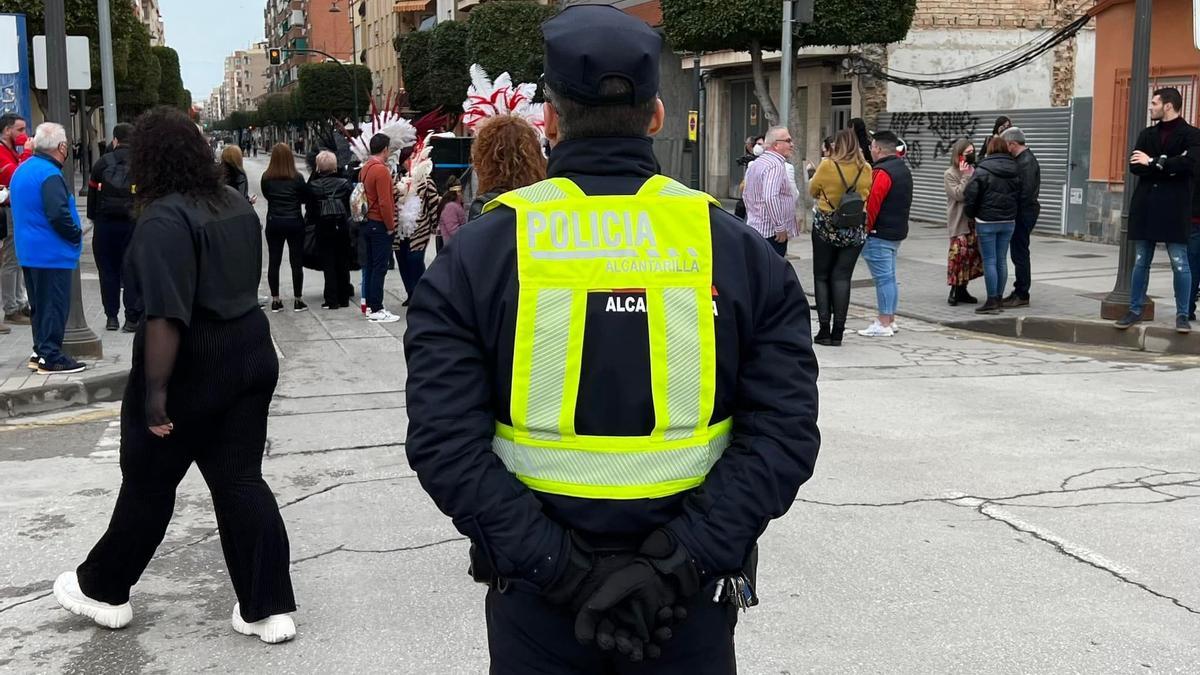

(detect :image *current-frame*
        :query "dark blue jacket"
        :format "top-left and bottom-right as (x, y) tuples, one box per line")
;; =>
(403, 137), (820, 589)
(10, 153), (83, 269)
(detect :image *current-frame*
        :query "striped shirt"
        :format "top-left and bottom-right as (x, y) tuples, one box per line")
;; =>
(742, 150), (797, 238)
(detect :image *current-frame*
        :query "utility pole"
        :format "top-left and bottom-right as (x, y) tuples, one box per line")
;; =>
(779, 0), (793, 128)
(691, 53), (701, 189)
(97, 0), (118, 139)
(1101, 0), (1153, 320)
(46, 0), (103, 358)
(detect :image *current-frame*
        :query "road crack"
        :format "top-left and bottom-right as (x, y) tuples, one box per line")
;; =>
(290, 537), (467, 566)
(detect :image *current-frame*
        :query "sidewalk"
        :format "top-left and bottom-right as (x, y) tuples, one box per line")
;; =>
(782, 224), (1198, 352)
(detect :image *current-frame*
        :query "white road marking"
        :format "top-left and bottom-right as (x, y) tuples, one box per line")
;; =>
(89, 420), (121, 459)
(980, 502), (1137, 577)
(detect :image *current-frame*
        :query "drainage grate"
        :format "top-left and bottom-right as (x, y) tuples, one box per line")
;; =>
(1064, 253), (1105, 259)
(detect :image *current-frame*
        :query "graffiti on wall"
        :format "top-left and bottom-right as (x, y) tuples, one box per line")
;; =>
(887, 111), (981, 170)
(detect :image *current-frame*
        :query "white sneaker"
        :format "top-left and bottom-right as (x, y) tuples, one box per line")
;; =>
(857, 321), (895, 338)
(366, 309), (401, 323)
(53, 571), (132, 629)
(890, 320), (900, 333)
(231, 603), (296, 644)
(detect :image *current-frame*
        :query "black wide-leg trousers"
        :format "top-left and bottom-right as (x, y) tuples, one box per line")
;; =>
(76, 310), (296, 623)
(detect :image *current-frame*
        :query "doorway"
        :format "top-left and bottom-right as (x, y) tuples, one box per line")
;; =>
(728, 80), (769, 198)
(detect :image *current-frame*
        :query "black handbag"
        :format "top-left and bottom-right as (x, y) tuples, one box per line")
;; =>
(302, 221), (323, 272)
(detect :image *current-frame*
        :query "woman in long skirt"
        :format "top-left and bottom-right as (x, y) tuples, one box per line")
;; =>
(53, 106), (297, 644)
(944, 138), (983, 306)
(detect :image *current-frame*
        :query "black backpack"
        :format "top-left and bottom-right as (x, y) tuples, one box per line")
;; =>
(98, 155), (135, 220)
(830, 162), (866, 229)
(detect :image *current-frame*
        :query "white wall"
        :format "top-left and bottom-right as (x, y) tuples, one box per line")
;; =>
(1073, 28), (1096, 99)
(887, 29), (1056, 111)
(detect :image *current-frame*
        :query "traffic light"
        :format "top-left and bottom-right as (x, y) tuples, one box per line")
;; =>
(268, 48), (282, 66)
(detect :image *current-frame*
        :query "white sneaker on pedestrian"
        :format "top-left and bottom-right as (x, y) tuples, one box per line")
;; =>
(53, 571), (132, 629)
(857, 321), (895, 338)
(890, 320), (900, 333)
(366, 309), (401, 323)
(231, 603), (296, 644)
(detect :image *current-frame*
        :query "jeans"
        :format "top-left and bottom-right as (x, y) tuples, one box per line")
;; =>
(394, 238), (427, 299)
(0, 233), (27, 314)
(1130, 240), (1193, 317)
(1009, 211), (1037, 298)
(862, 236), (901, 316)
(976, 221), (1016, 299)
(358, 220), (392, 313)
(23, 267), (73, 365)
(93, 218), (139, 322)
(265, 217), (305, 298)
(811, 235), (863, 326)
(1188, 229), (1200, 318)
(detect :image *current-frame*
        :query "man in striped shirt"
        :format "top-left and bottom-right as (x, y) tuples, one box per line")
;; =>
(742, 126), (798, 257)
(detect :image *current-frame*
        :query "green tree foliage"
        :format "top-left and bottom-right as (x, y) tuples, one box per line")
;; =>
(117, 22), (161, 116)
(296, 62), (372, 121)
(181, 89), (193, 112)
(661, 0), (916, 126)
(151, 46), (187, 111)
(466, 0), (558, 88)
(397, 30), (433, 112)
(256, 92), (296, 129)
(0, 0), (147, 116)
(227, 110), (250, 131)
(398, 20), (470, 115)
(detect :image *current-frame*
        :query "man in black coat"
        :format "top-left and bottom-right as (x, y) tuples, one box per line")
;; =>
(1001, 127), (1040, 307)
(1116, 87), (1199, 334)
(86, 122), (140, 333)
(403, 5), (819, 671)
(1113, 88), (1200, 331)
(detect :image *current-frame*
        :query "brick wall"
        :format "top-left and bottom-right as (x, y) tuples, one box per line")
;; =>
(912, 0), (1093, 28)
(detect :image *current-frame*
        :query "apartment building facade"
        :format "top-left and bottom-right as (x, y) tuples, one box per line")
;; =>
(264, 0), (354, 93)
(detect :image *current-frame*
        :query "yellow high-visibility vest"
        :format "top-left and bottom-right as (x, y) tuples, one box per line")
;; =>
(483, 175), (731, 500)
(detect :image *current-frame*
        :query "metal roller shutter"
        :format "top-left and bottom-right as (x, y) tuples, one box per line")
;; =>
(876, 108), (1070, 234)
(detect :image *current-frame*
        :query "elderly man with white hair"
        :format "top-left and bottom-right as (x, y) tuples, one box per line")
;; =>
(8, 122), (85, 374)
(742, 126), (800, 257)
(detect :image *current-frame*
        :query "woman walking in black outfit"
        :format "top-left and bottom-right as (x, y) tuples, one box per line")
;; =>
(306, 150), (354, 308)
(261, 143), (308, 312)
(53, 106), (297, 644)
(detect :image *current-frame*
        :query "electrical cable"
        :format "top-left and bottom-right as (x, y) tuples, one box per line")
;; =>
(853, 15), (1091, 89)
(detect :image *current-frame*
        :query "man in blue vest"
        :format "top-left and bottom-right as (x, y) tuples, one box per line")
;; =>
(10, 122), (85, 374)
(404, 5), (820, 672)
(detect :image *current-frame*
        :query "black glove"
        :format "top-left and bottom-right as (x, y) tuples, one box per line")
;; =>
(573, 559), (679, 661)
(542, 533), (639, 611)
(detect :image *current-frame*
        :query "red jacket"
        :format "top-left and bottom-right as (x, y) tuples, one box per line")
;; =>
(0, 141), (32, 205)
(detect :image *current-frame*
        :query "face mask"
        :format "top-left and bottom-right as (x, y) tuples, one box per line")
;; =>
(12, 132), (28, 149)
(752, 143), (764, 156)
(964, 152), (976, 165)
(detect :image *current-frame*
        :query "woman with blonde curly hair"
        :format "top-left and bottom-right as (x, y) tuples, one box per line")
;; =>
(467, 115), (546, 220)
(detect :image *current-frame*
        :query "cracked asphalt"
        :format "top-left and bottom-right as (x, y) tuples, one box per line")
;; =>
(2, 305), (1198, 674)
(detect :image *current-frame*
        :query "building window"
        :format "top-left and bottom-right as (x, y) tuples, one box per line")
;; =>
(829, 83), (852, 135)
(1108, 72), (1200, 181)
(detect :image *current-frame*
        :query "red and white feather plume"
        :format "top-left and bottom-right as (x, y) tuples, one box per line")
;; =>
(461, 64), (544, 135)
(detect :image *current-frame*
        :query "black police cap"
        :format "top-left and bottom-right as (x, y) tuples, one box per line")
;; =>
(541, 4), (661, 106)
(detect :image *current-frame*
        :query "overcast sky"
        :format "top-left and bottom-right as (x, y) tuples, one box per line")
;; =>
(162, 0), (264, 100)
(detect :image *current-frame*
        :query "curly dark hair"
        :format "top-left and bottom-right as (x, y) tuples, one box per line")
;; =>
(471, 116), (546, 195)
(130, 106), (221, 205)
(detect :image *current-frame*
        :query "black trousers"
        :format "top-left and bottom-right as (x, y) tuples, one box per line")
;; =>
(1009, 211), (1037, 298)
(318, 223), (352, 307)
(266, 218), (305, 298)
(92, 217), (139, 322)
(811, 235), (864, 326)
(485, 583), (737, 675)
(76, 311), (296, 623)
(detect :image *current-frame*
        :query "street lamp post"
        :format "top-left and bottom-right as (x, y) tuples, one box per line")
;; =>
(1101, 0), (1153, 320)
(46, 0), (102, 358)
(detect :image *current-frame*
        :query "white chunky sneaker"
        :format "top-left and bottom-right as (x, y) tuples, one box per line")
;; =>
(53, 571), (132, 629)
(857, 320), (895, 338)
(366, 309), (401, 323)
(890, 320), (901, 333)
(231, 603), (296, 644)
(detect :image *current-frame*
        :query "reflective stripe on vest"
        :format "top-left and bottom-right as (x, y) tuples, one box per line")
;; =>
(484, 175), (729, 500)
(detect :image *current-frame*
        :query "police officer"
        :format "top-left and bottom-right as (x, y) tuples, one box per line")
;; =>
(86, 122), (140, 333)
(404, 6), (820, 673)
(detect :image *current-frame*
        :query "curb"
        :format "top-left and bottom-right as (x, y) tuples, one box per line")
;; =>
(941, 315), (1200, 355)
(0, 368), (129, 419)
